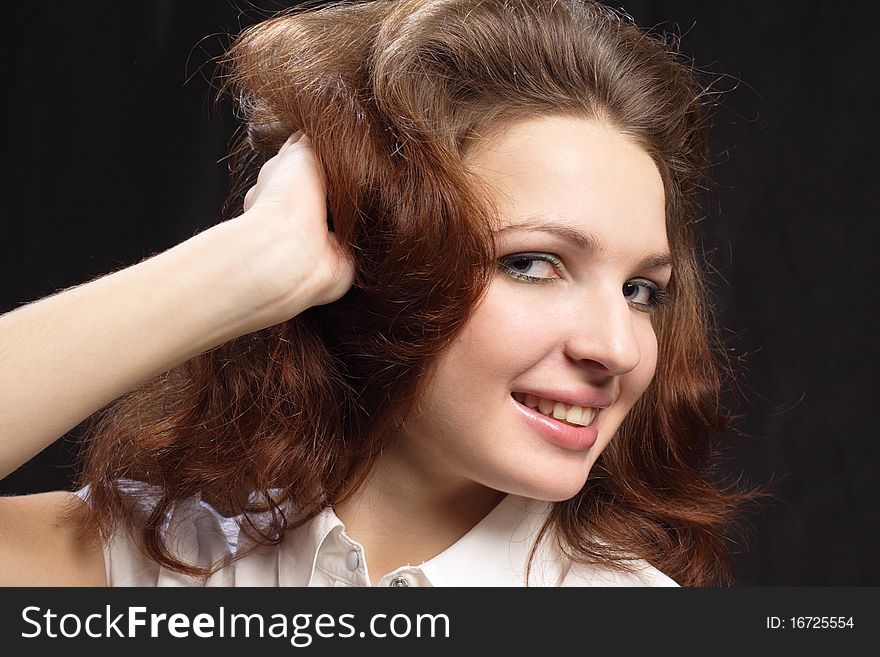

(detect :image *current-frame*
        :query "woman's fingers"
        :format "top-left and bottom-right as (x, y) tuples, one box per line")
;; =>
(243, 185), (257, 213)
(243, 131), (308, 213)
(245, 131), (326, 219)
(281, 130), (305, 150)
(234, 130), (354, 316)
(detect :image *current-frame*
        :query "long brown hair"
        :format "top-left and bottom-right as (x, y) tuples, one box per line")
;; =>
(76, 0), (759, 586)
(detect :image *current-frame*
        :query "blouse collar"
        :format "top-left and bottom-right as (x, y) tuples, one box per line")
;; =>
(277, 494), (566, 587)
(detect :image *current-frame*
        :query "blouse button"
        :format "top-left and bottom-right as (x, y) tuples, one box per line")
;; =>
(345, 550), (360, 572)
(389, 576), (409, 588)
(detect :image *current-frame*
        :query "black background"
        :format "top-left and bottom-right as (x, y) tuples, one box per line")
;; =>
(1, 1), (877, 585)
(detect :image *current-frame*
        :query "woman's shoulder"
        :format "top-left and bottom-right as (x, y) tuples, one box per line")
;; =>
(74, 481), (258, 586)
(0, 490), (106, 585)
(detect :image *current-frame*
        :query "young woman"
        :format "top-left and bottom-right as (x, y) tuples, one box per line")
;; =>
(0, 0), (752, 587)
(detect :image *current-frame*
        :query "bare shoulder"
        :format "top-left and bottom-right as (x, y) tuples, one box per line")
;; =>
(0, 491), (107, 586)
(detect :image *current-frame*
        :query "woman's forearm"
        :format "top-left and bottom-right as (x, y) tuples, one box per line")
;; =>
(1, 133), (352, 482)
(0, 216), (310, 480)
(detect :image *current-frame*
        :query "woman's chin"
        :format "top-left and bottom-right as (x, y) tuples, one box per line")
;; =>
(497, 466), (593, 503)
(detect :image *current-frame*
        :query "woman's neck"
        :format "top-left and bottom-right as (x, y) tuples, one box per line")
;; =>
(332, 453), (506, 584)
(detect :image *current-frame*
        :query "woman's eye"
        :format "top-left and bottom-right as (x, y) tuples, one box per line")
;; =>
(497, 253), (563, 282)
(623, 279), (669, 311)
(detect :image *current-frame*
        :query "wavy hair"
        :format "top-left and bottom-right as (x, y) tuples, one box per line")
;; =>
(75, 0), (758, 586)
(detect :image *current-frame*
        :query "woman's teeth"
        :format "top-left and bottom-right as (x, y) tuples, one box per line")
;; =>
(514, 393), (597, 427)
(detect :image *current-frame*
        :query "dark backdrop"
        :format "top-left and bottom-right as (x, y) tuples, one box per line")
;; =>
(1, 1), (877, 585)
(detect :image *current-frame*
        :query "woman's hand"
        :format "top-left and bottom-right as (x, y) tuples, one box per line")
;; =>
(233, 131), (355, 327)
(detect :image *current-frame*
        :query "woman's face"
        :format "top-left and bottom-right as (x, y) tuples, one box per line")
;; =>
(393, 116), (670, 502)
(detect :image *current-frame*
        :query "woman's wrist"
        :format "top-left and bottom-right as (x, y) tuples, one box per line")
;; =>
(194, 212), (318, 341)
(151, 214), (316, 357)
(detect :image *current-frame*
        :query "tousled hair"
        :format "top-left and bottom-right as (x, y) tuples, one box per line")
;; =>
(76, 0), (758, 586)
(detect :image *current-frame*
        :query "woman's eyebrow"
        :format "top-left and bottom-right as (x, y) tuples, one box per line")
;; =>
(496, 219), (673, 271)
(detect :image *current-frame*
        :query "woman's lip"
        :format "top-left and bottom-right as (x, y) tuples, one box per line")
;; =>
(511, 388), (613, 409)
(510, 395), (599, 451)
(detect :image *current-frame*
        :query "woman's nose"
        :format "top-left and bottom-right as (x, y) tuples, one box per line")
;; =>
(562, 287), (642, 376)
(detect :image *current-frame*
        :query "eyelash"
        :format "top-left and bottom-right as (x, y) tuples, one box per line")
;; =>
(497, 252), (671, 312)
(498, 252), (563, 284)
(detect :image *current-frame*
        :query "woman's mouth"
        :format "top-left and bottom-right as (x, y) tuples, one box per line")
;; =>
(509, 391), (601, 451)
(510, 392), (599, 427)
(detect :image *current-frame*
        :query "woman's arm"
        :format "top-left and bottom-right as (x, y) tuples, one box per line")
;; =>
(0, 132), (351, 479)
(0, 133), (353, 583)
(1, 215), (290, 477)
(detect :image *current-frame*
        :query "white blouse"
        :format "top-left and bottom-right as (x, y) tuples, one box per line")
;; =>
(75, 485), (678, 587)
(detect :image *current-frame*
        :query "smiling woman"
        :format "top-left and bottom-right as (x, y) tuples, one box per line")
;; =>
(0, 0), (757, 587)
(402, 117), (670, 504)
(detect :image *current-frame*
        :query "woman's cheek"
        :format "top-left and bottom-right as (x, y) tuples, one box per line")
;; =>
(631, 324), (659, 397)
(463, 291), (551, 368)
